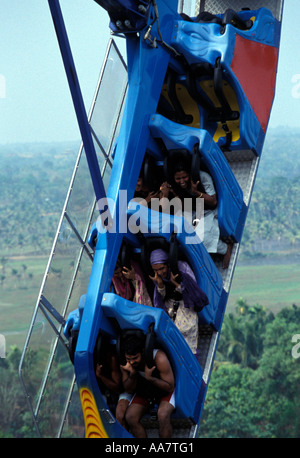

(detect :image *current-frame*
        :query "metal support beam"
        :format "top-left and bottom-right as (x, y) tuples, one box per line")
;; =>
(48, 0), (107, 205)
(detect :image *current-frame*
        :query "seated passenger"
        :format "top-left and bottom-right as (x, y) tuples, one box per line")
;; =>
(149, 248), (208, 360)
(95, 338), (122, 397)
(95, 337), (133, 429)
(134, 175), (159, 205)
(112, 259), (152, 307)
(160, 162), (233, 268)
(121, 333), (175, 438)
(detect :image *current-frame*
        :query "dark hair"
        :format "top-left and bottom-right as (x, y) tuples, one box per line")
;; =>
(172, 164), (206, 200)
(173, 161), (187, 174)
(123, 335), (144, 356)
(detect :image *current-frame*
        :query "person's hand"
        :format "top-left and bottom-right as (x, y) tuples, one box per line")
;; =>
(95, 363), (102, 378)
(191, 180), (200, 195)
(145, 364), (156, 380)
(159, 181), (172, 198)
(145, 190), (159, 203)
(120, 361), (136, 375)
(122, 266), (136, 281)
(170, 272), (180, 288)
(149, 271), (164, 289)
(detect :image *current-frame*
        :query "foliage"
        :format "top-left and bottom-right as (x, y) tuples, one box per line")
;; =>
(238, 128), (300, 256)
(0, 347), (37, 437)
(0, 142), (77, 256)
(242, 175), (300, 254)
(216, 299), (274, 369)
(199, 302), (300, 438)
(0, 344), (82, 438)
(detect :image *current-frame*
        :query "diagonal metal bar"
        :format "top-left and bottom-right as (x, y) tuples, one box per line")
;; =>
(40, 294), (66, 326)
(47, 0), (108, 208)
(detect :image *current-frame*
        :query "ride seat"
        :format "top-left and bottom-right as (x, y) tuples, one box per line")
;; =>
(171, 8), (279, 153)
(101, 292), (204, 422)
(149, 115), (246, 242)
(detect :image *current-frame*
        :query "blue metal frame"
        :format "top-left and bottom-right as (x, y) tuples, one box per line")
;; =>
(48, 0), (107, 205)
(95, 0), (152, 32)
(48, 0), (283, 438)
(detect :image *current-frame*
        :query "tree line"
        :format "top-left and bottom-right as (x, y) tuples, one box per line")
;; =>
(241, 175), (300, 257)
(199, 300), (300, 438)
(0, 143), (77, 256)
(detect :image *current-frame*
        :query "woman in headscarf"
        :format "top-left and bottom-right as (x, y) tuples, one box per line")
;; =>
(149, 248), (208, 360)
(112, 259), (153, 307)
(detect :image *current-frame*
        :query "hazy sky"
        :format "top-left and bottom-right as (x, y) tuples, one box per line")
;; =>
(0, 0), (299, 144)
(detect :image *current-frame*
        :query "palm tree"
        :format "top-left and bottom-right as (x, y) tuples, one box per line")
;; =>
(218, 299), (272, 369)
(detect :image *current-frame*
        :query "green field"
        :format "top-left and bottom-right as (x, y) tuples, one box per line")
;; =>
(1, 255), (300, 352)
(227, 262), (300, 313)
(0, 256), (49, 349)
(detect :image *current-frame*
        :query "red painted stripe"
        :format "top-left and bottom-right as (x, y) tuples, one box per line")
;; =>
(231, 35), (279, 132)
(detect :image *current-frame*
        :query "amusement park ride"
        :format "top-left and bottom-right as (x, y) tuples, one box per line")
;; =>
(19, 0), (284, 438)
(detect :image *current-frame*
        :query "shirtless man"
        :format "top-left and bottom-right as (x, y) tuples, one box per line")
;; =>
(120, 334), (175, 438)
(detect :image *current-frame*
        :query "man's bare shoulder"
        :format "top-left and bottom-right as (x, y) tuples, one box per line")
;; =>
(154, 349), (171, 367)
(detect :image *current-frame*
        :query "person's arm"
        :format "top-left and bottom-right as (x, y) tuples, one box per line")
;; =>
(149, 271), (164, 290)
(159, 181), (172, 199)
(198, 191), (217, 209)
(193, 172), (218, 209)
(95, 356), (121, 393)
(159, 182), (178, 213)
(122, 266), (136, 281)
(110, 354), (122, 392)
(191, 180), (217, 208)
(149, 271), (166, 303)
(144, 350), (175, 393)
(120, 362), (137, 393)
(145, 190), (160, 204)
